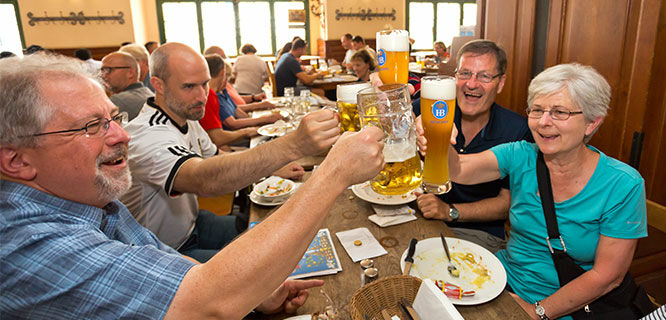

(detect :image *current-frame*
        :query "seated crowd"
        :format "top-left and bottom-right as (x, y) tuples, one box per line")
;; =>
(0, 37), (657, 320)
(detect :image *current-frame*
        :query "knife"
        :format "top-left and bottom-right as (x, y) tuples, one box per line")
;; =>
(440, 233), (459, 277)
(403, 238), (418, 275)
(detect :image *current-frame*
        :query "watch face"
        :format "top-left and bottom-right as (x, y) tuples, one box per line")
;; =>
(449, 207), (459, 219)
(536, 305), (545, 316)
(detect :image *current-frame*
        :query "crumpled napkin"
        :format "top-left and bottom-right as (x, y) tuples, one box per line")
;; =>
(368, 204), (417, 227)
(413, 279), (464, 320)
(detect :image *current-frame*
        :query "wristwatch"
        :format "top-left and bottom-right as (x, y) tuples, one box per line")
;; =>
(535, 300), (550, 320)
(448, 204), (459, 222)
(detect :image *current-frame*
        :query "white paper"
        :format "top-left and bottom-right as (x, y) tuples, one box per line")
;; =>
(372, 204), (415, 217)
(413, 279), (464, 320)
(368, 214), (417, 227)
(335, 227), (388, 262)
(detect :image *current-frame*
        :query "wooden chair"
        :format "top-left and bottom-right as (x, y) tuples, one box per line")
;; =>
(198, 193), (235, 216)
(266, 60), (278, 97)
(630, 199), (666, 306)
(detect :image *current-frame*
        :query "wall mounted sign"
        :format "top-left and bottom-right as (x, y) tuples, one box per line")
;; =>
(288, 9), (306, 23)
(27, 11), (125, 26)
(335, 8), (396, 21)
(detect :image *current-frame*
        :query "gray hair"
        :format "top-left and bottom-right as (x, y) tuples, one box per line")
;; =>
(528, 63), (610, 140)
(119, 43), (149, 63)
(457, 40), (507, 75)
(0, 54), (100, 147)
(149, 45), (169, 81)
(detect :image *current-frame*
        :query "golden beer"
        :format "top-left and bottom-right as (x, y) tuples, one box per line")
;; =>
(371, 153), (423, 195)
(376, 30), (410, 85)
(421, 76), (456, 194)
(336, 82), (372, 132)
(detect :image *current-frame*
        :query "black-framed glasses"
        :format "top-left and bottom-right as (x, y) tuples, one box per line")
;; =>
(100, 66), (131, 74)
(455, 70), (502, 83)
(24, 112), (129, 138)
(526, 106), (583, 120)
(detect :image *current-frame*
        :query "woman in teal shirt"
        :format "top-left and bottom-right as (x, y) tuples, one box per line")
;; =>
(418, 63), (647, 319)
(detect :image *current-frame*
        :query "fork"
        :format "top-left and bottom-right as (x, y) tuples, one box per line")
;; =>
(440, 233), (460, 277)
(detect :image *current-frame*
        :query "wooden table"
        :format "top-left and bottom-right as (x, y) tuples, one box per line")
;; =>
(247, 181), (531, 319)
(311, 74), (359, 91)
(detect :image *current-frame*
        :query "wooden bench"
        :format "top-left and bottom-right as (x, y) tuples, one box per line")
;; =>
(630, 199), (666, 305)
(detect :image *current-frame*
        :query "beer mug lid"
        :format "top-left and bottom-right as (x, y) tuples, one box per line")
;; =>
(337, 82), (372, 103)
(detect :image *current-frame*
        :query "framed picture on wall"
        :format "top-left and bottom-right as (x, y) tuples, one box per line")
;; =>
(288, 9), (306, 23)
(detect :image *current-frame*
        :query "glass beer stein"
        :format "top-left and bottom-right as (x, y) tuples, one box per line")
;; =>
(336, 82), (372, 133)
(420, 75), (456, 194)
(357, 84), (422, 195)
(376, 30), (410, 85)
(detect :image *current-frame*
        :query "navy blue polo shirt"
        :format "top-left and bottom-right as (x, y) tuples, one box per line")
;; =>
(216, 89), (237, 130)
(437, 102), (533, 239)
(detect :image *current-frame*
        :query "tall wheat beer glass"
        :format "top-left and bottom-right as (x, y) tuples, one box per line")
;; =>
(336, 82), (372, 132)
(376, 30), (410, 84)
(357, 84), (422, 195)
(421, 75), (456, 194)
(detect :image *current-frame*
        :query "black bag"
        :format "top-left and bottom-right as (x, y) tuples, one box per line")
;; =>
(535, 151), (654, 319)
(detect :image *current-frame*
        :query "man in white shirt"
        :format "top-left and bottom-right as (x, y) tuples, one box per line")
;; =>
(341, 33), (356, 70)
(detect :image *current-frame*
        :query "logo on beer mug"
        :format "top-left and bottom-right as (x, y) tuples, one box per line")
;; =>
(377, 49), (386, 66)
(432, 101), (448, 119)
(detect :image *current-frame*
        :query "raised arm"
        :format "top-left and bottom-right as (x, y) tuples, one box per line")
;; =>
(165, 126), (386, 319)
(173, 109), (338, 196)
(221, 112), (283, 130)
(295, 71), (322, 86)
(205, 127), (258, 148)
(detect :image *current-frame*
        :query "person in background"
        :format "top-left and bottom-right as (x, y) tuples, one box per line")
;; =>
(418, 63), (647, 320)
(224, 60), (274, 113)
(340, 33), (356, 70)
(0, 52), (385, 319)
(74, 48), (102, 74)
(101, 51), (154, 120)
(119, 43), (154, 92)
(414, 40), (532, 253)
(204, 45), (227, 59)
(233, 44), (269, 96)
(433, 41), (448, 64)
(24, 44), (46, 55)
(145, 41), (160, 54)
(276, 42), (292, 61)
(352, 35), (376, 60)
(350, 49), (377, 82)
(0, 51), (16, 59)
(274, 39), (323, 96)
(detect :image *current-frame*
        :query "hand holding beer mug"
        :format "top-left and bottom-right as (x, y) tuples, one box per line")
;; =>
(376, 30), (410, 85)
(420, 76), (456, 194)
(336, 82), (372, 133)
(357, 84), (422, 195)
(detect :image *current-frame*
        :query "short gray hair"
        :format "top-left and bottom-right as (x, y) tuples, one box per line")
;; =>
(0, 54), (99, 147)
(528, 63), (610, 140)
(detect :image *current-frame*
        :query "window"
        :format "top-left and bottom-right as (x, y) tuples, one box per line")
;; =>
(407, 0), (476, 50)
(157, 0), (309, 56)
(0, 0), (24, 56)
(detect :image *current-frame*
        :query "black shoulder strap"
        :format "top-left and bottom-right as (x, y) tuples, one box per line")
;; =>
(536, 151), (561, 239)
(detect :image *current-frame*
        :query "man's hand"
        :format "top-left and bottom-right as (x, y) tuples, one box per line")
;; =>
(273, 162), (306, 181)
(259, 100), (275, 110)
(264, 112), (284, 123)
(254, 279), (325, 315)
(240, 126), (259, 138)
(415, 192), (451, 220)
(292, 109), (340, 157)
(319, 126), (385, 187)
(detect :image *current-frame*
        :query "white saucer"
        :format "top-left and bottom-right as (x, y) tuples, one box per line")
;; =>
(351, 181), (421, 205)
(249, 182), (302, 206)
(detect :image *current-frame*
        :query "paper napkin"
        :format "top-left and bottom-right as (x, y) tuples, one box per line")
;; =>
(335, 227), (387, 262)
(413, 279), (464, 320)
(372, 204), (416, 216)
(368, 213), (417, 227)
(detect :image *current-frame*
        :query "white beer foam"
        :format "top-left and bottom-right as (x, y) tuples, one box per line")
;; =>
(384, 140), (415, 162)
(376, 30), (410, 52)
(337, 82), (372, 103)
(421, 77), (456, 100)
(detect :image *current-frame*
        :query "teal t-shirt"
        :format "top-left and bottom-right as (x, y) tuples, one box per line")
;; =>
(491, 141), (647, 314)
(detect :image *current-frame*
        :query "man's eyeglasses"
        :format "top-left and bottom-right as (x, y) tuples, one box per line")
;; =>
(100, 66), (131, 74)
(24, 112), (129, 138)
(526, 106), (583, 121)
(455, 70), (502, 83)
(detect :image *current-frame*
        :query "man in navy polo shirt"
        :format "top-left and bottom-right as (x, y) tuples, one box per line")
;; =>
(416, 40), (532, 252)
(274, 39), (323, 96)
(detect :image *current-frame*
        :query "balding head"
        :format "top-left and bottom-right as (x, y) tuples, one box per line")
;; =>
(204, 46), (227, 59)
(149, 43), (210, 125)
(101, 52), (140, 93)
(119, 44), (150, 80)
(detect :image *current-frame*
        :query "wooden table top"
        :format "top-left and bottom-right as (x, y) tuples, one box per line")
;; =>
(312, 74), (359, 91)
(247, 184), (531, 320)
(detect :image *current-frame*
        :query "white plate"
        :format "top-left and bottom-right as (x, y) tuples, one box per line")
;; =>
(249, 182), (302, 206)
(351, 181), (420, 205)
(257, 122), (294, 137)
(400, 237), (507, 305)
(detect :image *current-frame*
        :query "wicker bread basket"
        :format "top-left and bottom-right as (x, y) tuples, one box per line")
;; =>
(349, 275), (422, 320)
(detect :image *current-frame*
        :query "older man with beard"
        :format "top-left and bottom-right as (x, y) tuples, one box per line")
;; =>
(0, 53), (385, 319)
(120, 43), (343, 263)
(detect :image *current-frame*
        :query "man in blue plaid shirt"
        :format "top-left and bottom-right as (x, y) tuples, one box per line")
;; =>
(0, 53), (385, 319)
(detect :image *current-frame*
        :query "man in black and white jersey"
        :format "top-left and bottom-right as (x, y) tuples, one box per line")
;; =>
(120, 43), (343, 263)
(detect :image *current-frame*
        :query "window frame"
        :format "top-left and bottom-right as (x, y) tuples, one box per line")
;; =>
(406, 0), (476, 50)
(0, 0), (26, 50)
(156, 0), (310, 56)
